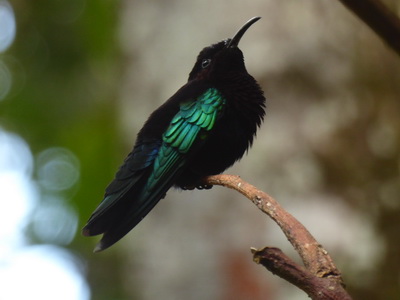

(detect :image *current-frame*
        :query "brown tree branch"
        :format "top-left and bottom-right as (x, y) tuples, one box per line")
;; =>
(203, 174), (352, 300)
(337, 0), (400, 55)
(252, 247), (352, 300)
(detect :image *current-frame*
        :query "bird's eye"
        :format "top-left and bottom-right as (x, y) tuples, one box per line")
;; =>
(201, 59), (211, 69)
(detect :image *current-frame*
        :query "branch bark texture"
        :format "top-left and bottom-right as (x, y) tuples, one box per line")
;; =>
(204, 174), (352, 300)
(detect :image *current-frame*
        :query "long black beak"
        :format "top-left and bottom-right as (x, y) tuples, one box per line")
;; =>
(227, 16), (261, 48)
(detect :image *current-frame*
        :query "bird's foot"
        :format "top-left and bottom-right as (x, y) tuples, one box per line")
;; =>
(196, 184), (213, 190)
(181, 185), (196, 190)
(181, 182), (213, 190)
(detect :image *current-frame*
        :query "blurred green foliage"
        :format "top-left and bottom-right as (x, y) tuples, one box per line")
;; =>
(1, 0), (133, 299)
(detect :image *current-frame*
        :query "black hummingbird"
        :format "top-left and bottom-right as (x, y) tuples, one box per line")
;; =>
(83, 17), (266, 252)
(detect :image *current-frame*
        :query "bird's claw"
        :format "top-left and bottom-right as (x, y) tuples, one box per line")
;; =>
(196, 184), (213, 190)
(181, 183), (213, 190)
(181, 185), (195, 191)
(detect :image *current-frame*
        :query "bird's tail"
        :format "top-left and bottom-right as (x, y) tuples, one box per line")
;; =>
(83, 152), (184, 252)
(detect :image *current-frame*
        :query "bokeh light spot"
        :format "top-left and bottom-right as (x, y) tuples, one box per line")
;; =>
(32, 200), (79, 245)
(37, 147), (80, 191)
(0, 129), (33, 175)
(0, 130), (37, 254)
(0, 1), (16, 52)
(0, 245), (90, 300)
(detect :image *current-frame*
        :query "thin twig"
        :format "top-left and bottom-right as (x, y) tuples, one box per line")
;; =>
(338, 0), (400, 55)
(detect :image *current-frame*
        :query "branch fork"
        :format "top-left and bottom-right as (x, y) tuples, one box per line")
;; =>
(203, 174), (352, 300)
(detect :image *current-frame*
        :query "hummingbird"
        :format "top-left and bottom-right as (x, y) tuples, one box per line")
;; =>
(83, 17), (266, 252)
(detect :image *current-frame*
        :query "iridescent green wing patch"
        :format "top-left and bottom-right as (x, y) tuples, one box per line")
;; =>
(145, 88), (225, 192)
(163, 88), (226, 153)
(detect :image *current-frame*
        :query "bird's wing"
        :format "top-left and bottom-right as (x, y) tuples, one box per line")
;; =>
(83, 88), (225, 251)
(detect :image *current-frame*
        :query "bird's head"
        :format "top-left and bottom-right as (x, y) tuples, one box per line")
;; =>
(188, 17), (261, 82)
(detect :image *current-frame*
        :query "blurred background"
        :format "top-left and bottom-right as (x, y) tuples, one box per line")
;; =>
(1, 0), (399, 299)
